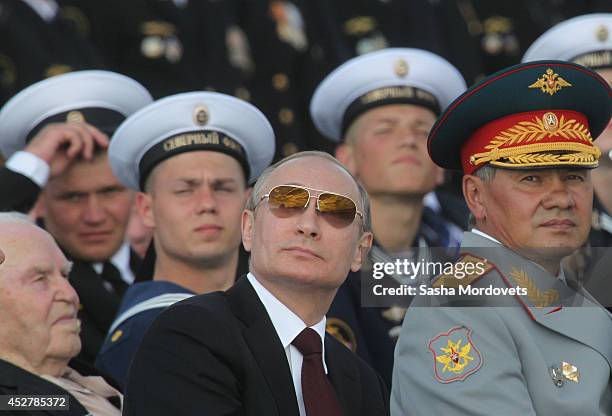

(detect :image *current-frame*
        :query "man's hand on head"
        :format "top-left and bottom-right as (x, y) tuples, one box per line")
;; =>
(24, 122), (109, 178)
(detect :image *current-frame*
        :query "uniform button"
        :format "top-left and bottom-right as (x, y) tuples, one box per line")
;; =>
(279, 108), (294, 125)
(235, 87), (251, 101)
(272, 73), (289, 91)
(282, 142), (299, 156)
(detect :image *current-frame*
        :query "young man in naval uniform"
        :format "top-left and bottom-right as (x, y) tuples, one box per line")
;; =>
(0, 71), (153, 364)
(97, 92), (275, 387)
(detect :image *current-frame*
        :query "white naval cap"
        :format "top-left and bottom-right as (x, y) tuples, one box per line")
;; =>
(522, 13), (612, 69)
(109, 91), (275, 190)
(0, 70), (153, 158)
(310, 48), (466, 142)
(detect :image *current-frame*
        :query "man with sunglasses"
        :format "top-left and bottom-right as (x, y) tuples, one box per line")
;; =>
(98, 91), (274, 388)
(391, 61), (612, 415)
(309, 47), (467, 386)
(123, 151), (389, 416)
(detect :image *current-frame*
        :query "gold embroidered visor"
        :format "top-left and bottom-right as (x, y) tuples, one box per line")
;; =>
(460, 109), (601, 174)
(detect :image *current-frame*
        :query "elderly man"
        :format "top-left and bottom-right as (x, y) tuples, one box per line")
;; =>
(0, 70), (153, 364)
(391, 61), (612, 415)
(123, 151), (388, 416)
(309, 48), (467, 386)
(0, 212), (121, 415)
(96, 92), (274, 387)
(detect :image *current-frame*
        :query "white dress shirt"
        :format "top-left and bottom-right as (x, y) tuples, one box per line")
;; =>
(21, 0), (58, 22)
(6, 151), (50, 187)
(92, 242), (135, 285)
(247, 273), (327, 416)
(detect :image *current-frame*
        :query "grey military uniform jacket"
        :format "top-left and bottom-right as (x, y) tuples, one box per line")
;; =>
(391, 232), (612, 416)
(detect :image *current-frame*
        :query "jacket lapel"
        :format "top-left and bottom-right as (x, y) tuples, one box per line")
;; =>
(227, 278), (300, 416)
(325, 336), (362, 416)
(0, 359), (89, 415)
(464, 233), (612, 368)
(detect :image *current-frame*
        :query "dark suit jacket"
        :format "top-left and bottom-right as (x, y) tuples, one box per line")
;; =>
(0, 166), (40, 213)
(0, 358), (120, 416)
(124, 277), (389, 416)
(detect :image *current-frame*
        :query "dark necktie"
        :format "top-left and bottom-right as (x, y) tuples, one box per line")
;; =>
(101, 261), (128, 297)
(292, 328), (343, 416)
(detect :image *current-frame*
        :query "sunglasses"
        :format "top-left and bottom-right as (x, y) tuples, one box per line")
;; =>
(257, 185), (363, 228)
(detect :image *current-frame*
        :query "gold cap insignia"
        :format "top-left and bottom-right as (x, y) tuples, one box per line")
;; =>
(542, 112), (559, 132)
(66, 111), (85, 123)
(528, 68), (572, 95)
(596, 25), (609, 42)
(394, 59), (408, 78)
(193, 105), (208, 126)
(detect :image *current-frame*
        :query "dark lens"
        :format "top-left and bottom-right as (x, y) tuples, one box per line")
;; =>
(267, 185), (310, 217)
(318, 193), (357, 228)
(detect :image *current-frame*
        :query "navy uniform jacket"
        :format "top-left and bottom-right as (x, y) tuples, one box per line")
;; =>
(96, 280), (195, 389)
(65, 0), (248, 99)
(327, 207), (461, 388)
(0, 166), (40, 212)
(0, 0), (103, 105)
(124, 277), (390, 416)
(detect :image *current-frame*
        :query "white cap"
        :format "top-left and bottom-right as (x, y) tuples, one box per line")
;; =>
(109, 91), (275, 190)
(0, 70), (153, 158)
(522, 13), (612, 68)
(310, 48), (466, 142)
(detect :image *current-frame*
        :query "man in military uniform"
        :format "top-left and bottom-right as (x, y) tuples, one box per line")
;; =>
(0, 0), (104, 105)
(523, 13), (612, 247)
(523, 14), (612, 311)
(96, 91), (275, 387)
(0, 70), (153, 364)
(391, 61), (612, 415)
(310, 48), (467, 386)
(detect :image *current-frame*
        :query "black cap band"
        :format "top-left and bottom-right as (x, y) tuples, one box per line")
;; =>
(25, 107), (125, 143)
(571, 50), (612, 70)
(341, 85), (441, 137)
(138, 130), (250, 190)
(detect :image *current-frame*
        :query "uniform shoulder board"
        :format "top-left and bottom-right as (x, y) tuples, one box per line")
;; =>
(432, 254), (493, 289)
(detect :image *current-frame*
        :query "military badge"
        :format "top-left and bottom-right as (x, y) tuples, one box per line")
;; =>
(528, 68), (572, 96)
(111, 329), (123, 343)
(428, 326), (482, 383)
(510, 268), (559, 308)
(326, 318), (357, 353)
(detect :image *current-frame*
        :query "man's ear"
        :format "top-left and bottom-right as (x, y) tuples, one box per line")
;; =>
(335, 144), (357, 175)
(241, 210), (254, 253)
(350, 231), (373, 272)
(435, 167), (445, 187)
(136, 192), (155, 228)
(463, 174), (487, 223)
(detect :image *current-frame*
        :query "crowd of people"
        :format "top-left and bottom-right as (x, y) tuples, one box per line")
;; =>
(0, 2), (611, 415)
